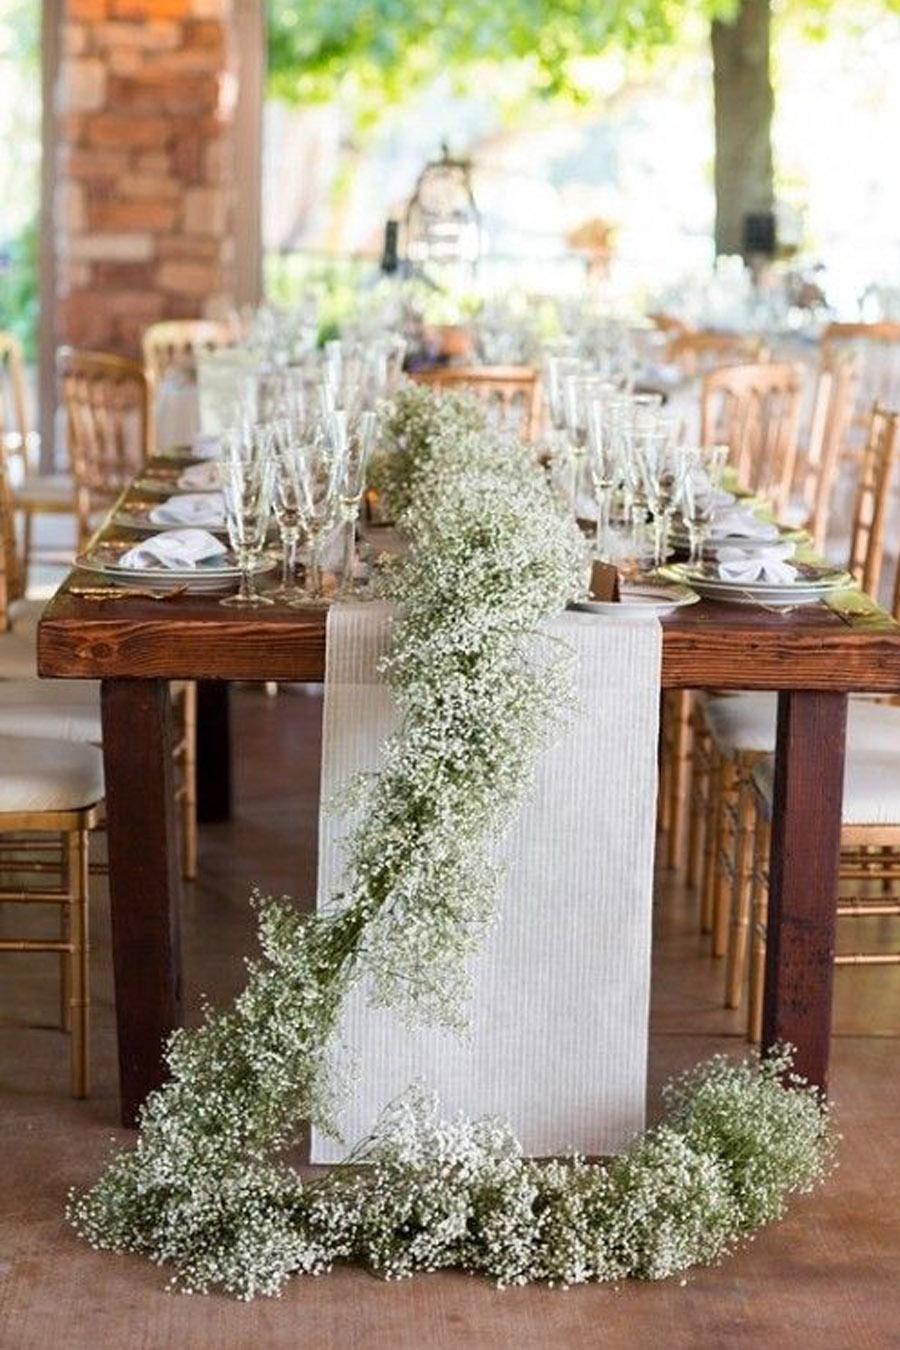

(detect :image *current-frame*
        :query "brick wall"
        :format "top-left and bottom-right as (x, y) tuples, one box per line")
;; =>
(55, 0), (238, 354)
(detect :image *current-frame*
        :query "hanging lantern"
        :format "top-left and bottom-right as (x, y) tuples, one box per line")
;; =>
(404, 144), (482, 270)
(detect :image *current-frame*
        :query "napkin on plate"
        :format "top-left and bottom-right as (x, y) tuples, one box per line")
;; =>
(148, 492), (226, 528)
(191, 432), (222, 460)
(713, 507), (779, 541)
(119, 528), (228, 570)
(177, 461), (225, 491)
(716, 542), (797, 585)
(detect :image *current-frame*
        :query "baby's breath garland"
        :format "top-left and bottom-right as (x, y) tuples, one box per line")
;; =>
(69, 388), (835, 1299)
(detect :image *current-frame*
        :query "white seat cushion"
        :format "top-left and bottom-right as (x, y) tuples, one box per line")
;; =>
(13, 473), (74, 510)
(0, 680), (101, 743)
(0, 630), (38, 678)
(8, 598), (45, 630)
(0, 734), (103, 813)
(705, 693), (900, 757)
(753, 742), (900, 827)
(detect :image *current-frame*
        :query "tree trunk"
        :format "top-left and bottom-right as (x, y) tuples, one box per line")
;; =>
(711, 0), (774, 257)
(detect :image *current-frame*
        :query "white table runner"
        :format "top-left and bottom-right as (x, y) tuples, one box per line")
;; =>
(312, 601), (661, 1160)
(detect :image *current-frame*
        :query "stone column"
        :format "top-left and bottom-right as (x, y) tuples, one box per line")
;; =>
(54, 0), (238, 355)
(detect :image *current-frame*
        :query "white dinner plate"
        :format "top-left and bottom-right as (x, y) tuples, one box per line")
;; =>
(570, 580), (700, 619)
(111, 505), (227, 534)
(76, 546), (275, 593)
(660, 562), (852, 608)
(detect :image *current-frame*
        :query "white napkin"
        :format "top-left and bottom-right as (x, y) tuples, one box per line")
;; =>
(148, 492), (226, 528)
(191, 432), (222, 460)
(717, 542), (797, 585)
(178, 461), (225, 491)
(713, 507), (779, 541)
(119, 528), (228, 570)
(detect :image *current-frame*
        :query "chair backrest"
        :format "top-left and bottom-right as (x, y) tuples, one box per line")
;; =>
(0, 436), (24, 630)
(821, 322), (900, 421)
(700, 361), (805, 516)
(667, 330), (767, 377)
(0, 331), (30, 472)
(848, 403), (900, 600)
(141, 319), (233, 384)
(795, 354), (857, 552)
(57, 348), (150, 537)
(411, 365), (543, 442)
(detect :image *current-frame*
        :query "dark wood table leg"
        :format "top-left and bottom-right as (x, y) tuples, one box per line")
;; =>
(196, 680), (231, 823)
(762, 689), (847, 1091)
(101, 680), (183, 1126)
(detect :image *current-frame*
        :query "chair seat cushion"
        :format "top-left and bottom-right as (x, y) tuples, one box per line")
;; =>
(705, 693), (900, 756)
(0, 630), (38, 678)
(13, 474), (74, 510)
(0, 679), (101, 743)
(0, 734), (103, 813)
(8, 598), (44, 631)
(753, 738), (900, 827)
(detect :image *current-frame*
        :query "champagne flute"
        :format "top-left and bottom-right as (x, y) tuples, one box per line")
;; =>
(271, 418), (306, 602)
(220, 424), (275, 608)
(679, 443), (729, 566)
(586, 385), (625, 557)
(334, 409), (378, 597)
(292, 417), (343, 606)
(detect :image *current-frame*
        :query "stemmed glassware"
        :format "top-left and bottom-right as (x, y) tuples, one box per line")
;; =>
(220, 424), (275, 608)
(293, 416), (344, 606)
(334, 409), (378, 596)
(586, 387), (627, 558)
(270, 418), (306, 602)
(678, 443), (729, 566)
(631, 421), (690, 568)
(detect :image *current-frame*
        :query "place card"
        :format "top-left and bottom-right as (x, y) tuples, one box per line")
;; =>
(589, 560), (621, 603)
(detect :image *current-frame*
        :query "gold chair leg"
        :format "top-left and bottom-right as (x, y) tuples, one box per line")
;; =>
(666, 690), (692, 871)
(700, 749), (724, 933)
(711, 757), (739, 958)
(21, 507), (33, 593)
(748, 816), (771, 1044)
(67, 826), (90, 1099)
(686, 725), (711, 890)
(725, 781), (756, 1007)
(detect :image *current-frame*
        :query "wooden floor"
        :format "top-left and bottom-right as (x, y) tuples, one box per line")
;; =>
(1, 686), (898, 1349)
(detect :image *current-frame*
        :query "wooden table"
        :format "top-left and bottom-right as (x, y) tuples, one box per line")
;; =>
(38, 469), (900, 1125)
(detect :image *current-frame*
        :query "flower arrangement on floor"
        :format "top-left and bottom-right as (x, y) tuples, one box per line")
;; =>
(69, 388), (835, 1300)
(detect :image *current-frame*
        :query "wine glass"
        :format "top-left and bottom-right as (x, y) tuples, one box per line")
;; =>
(586, 385), (626, 558)
(334, 409), (378, 597)
(271, 418), (307, 602)
(220, 424), (275, 608)
(292, 417), (344, 606)
(678, 443), (729, 566)
(631, 422), (689, 568)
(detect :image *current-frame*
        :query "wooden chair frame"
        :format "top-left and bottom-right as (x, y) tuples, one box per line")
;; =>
(700, 361), (805, 518)
(411, 365), (543, 443)
(0, 803), (100, 1096)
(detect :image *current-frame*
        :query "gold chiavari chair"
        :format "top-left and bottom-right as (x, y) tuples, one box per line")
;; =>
(53, 348), (198, 878)
(666, 330), (767, 378)
(57, 347), (152, 553)
(0, 733), (104, 1096)
(0, 331), (75, 588)
(786, 355), (856, 553)
(700, 361), (805, 519)
(714, 406), (900, 1014)
(141, 318), (234, 386)
(821, 322), (900, 430)
(659, 361), (808, 871)
(411, 366), (543, 443)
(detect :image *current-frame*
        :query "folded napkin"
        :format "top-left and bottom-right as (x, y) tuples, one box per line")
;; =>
(177, 461), (224, 491)
(148, 492), (226, 528)
(191, 432), (222, 460)
(717, 542), (797, 585)
(713, 507), (779, 541)
(119, 528), (228, 570)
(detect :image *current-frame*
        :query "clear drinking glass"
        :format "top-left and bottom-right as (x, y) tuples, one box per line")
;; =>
(586, 386), (626, 557)
(334, 409), (378, 596)
(221, 424), (275, 608)
(679, 443), (729, 565)
(292, 418), (343, 606)
(271, 418), (306, 602)
(632, 424), (689, 568)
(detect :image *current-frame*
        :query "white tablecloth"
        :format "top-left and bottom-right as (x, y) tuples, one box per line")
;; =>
(311, 602), (661, 1160)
